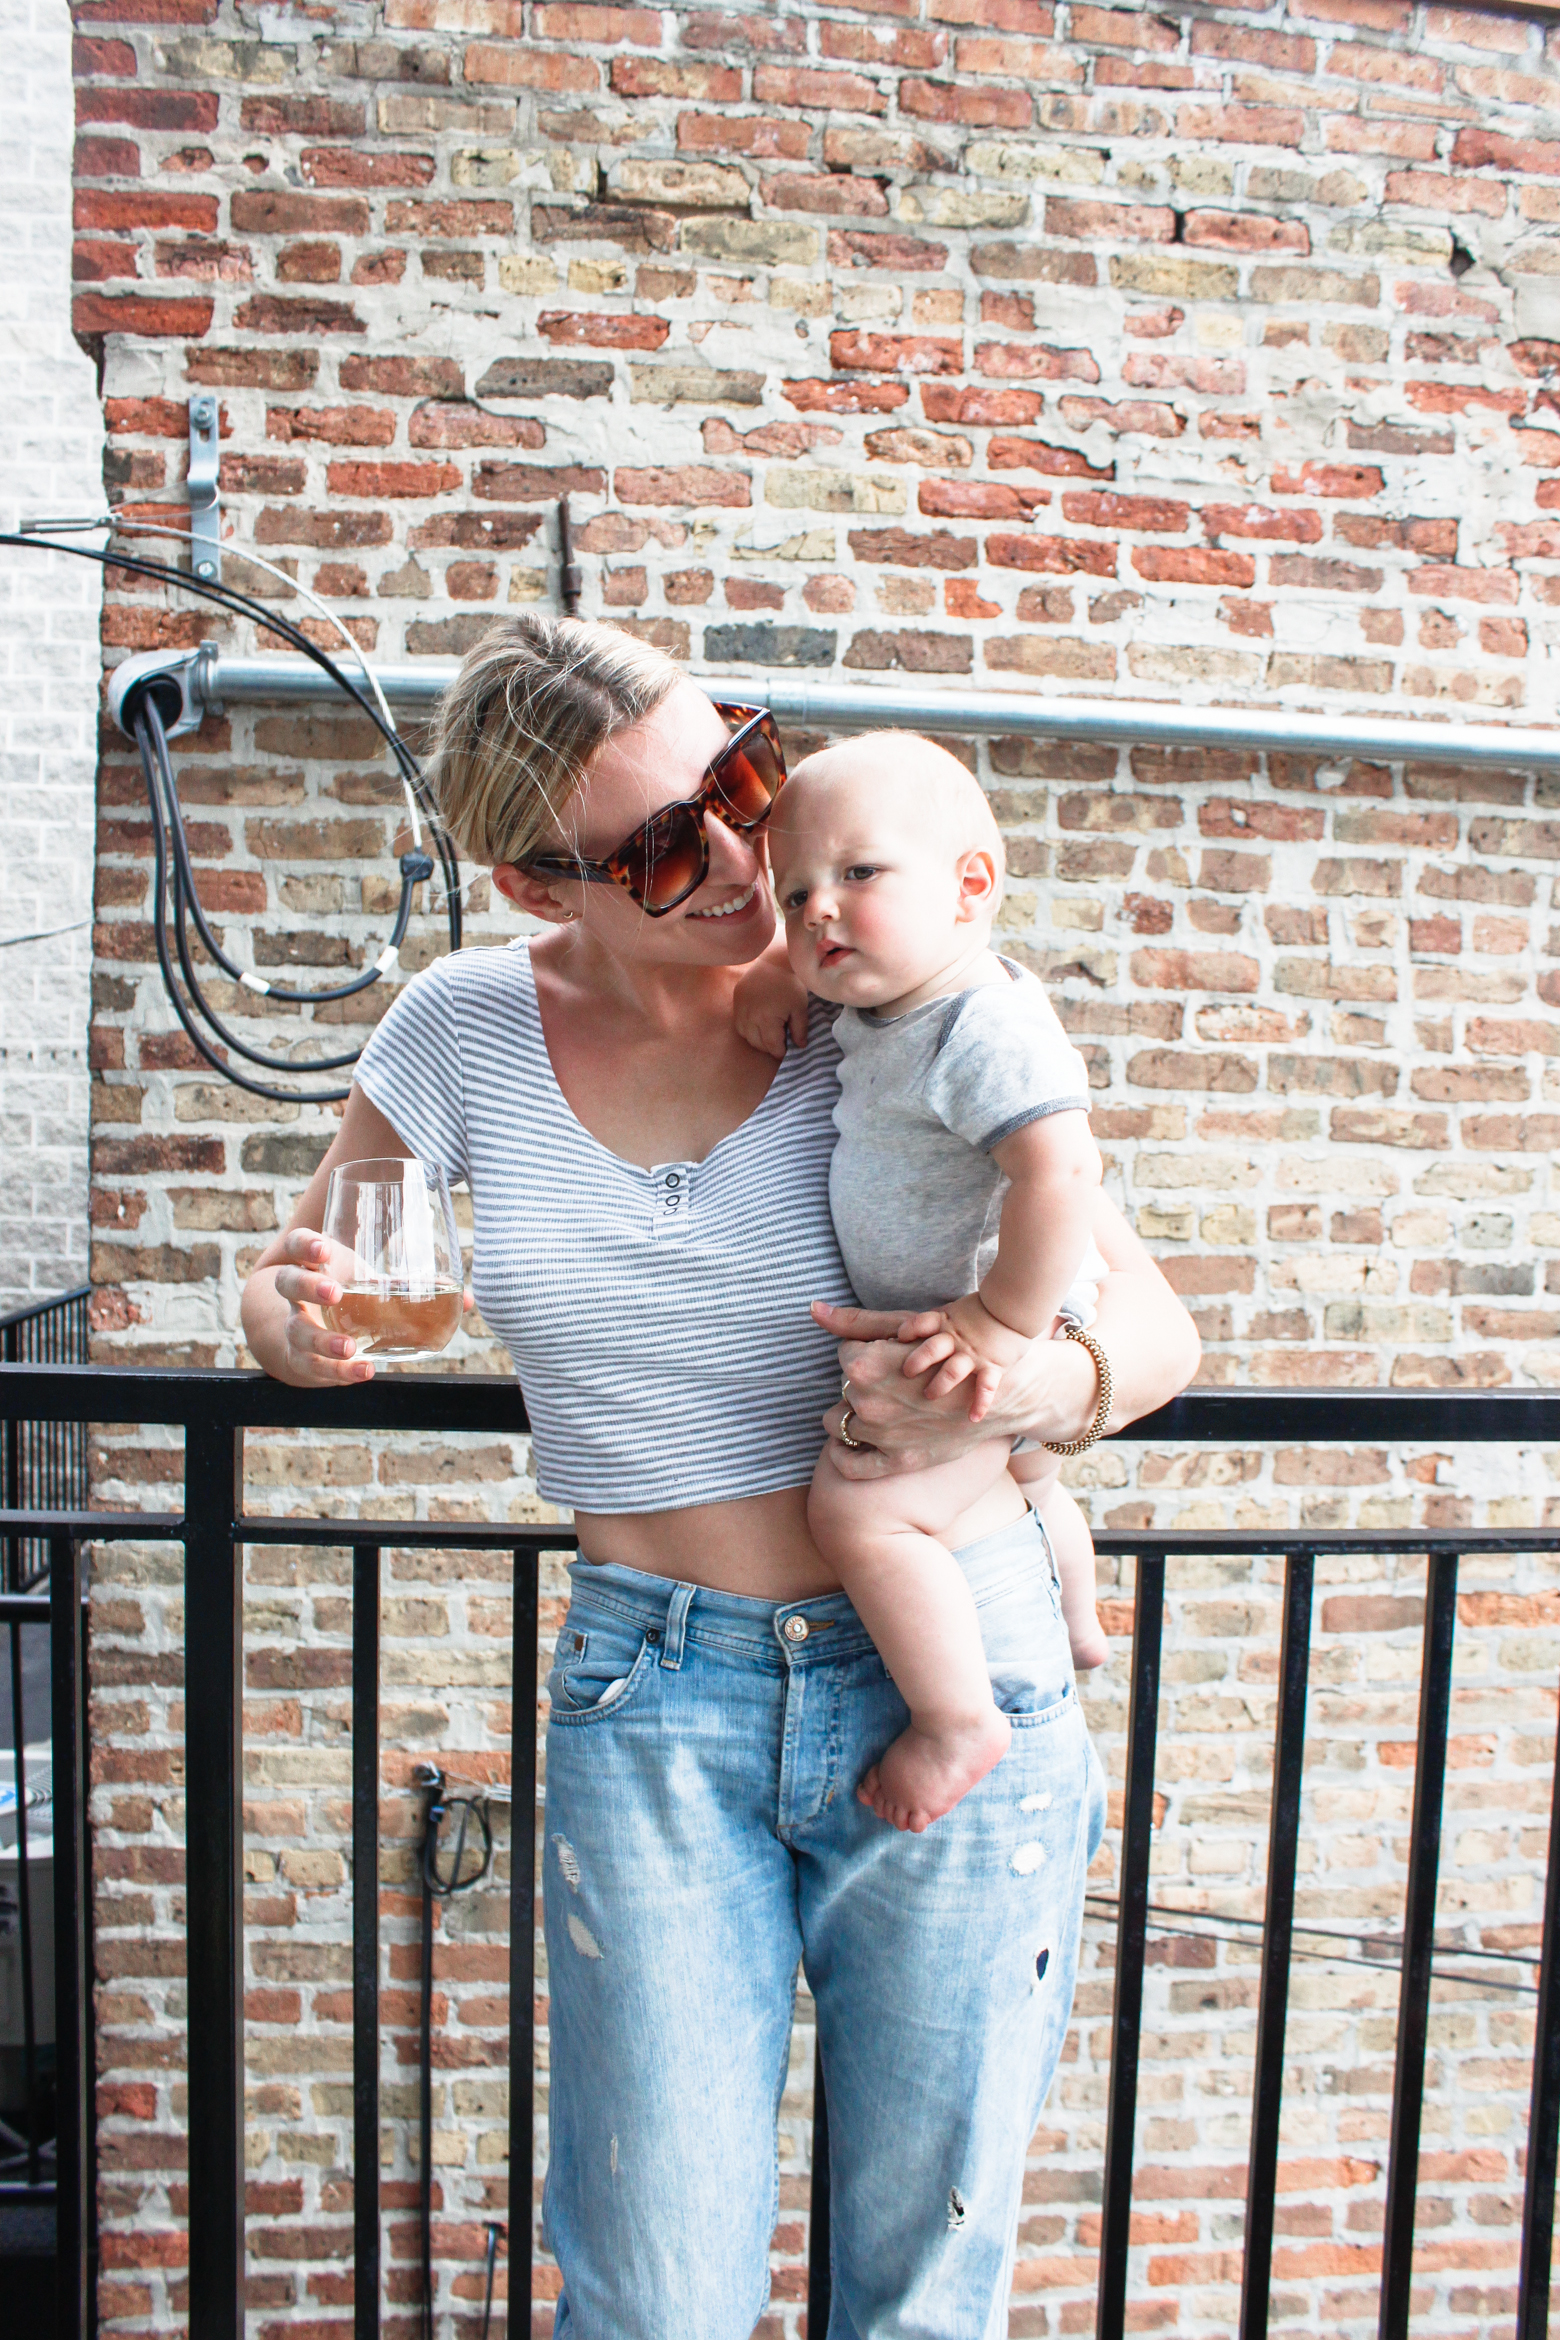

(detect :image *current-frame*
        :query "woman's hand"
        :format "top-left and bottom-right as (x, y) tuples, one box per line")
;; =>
(264, 1227), (377, 1386)
(732, 944), (810, 1060)
(816, 1301), (1096, 1477)
(896, 1294), (1034, 1423)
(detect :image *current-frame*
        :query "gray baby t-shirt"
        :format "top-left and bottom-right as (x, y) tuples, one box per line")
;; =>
(829, 958), (1102, 1317)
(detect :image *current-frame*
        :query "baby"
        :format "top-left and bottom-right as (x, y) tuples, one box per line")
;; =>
(737, 732), (1109, 1835)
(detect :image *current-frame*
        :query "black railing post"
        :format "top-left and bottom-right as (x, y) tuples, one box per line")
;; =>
(1096, 1550), (1166, 2340)
(8, 1611), (40, 2190)
(1517, 1664), (1560, 2340)
(183, 1424), (245, 2340)
(807, 2035), (831, 2336)
(509, 1547), (539, 2327)
(1238, 1549), (1314, 2340)
(51, 1532), (87, 2340)
(3, 1316), (17, 1594)
(1377, 1548), (1458, 2340)
(353, 1545), (381, 2340)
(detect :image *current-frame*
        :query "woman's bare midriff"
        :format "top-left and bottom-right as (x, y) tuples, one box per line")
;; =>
(572, 1473), (1030, 1600)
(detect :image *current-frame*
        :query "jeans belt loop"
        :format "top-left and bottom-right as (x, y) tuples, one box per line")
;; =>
(661, 1581), (696, 1671)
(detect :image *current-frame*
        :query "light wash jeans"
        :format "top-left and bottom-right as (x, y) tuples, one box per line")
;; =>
(541, 1508), (1106, 2340)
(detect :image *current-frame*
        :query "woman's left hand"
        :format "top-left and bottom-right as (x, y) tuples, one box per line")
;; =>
(814, 1301), (1098, 1478)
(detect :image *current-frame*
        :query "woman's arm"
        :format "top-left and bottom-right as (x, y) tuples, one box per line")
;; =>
(240, 1084), (412, 1386)
(815, 1190), (1200, 1479)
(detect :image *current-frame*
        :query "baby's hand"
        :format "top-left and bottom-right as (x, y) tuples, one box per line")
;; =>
(734, 956), (810, 1059)
(896, 1294), (1034, 1424)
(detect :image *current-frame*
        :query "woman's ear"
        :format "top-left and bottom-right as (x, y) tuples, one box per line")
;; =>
(492, 863), (578, 923)
(954, 846), (1001, 920)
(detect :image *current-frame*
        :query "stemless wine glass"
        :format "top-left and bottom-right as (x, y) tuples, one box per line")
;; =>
(319, 1156), (463, 1360)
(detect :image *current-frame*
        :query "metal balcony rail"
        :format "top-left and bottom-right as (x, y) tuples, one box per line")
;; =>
(136, 645), (1560, 772)
(0, 1292), (89, 1598)
(1, 1366), (1558, 2340)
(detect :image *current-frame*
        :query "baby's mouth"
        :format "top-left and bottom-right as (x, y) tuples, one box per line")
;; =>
(688, 877), (759, 921)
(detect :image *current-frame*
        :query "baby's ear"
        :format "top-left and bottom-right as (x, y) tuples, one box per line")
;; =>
(954, 845), (1001, 917)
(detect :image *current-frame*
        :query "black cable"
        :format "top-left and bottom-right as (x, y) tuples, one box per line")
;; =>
(2, 529), (465, 1103)
(0, 530), (464, 934)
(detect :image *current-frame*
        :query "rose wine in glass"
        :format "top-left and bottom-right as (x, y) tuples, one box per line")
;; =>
(319, 1157), (463, 1360)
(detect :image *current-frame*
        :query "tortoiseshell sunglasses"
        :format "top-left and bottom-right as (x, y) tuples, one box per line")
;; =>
(523, 702), (786, 917)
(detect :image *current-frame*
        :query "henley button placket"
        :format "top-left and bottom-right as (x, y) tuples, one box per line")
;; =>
(649, 1162), (694, 1237)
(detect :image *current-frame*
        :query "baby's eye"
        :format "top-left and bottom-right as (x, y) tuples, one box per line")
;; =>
(843, 864), (879, 883)
(783, 886), (809, 911)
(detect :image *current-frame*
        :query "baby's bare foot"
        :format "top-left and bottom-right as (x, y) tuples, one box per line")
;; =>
(1067, 1618), (1110, 1671)
(856, 1708), (1012, 1834)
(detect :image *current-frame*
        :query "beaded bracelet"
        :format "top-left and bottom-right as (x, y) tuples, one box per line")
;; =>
(1042, 1322), (1114, 1457)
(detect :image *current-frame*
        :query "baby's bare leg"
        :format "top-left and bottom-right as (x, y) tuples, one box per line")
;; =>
(1008, 1451), (1109, 1670)
(807, 1441), (1016, 1834)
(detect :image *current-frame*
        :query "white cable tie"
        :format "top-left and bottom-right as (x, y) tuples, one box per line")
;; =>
(375, 945), (401, 976)
(238, 970), (272, 995)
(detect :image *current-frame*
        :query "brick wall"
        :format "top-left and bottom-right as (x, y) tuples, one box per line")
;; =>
(72, 0), (1560, 2333)
(0, 0), (101, 1313)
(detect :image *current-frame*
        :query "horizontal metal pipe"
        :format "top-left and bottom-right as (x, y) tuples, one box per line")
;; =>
(195, 650), (1560, 771)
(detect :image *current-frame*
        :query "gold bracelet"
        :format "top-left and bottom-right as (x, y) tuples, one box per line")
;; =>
(1042, 1323), (1114, 1457)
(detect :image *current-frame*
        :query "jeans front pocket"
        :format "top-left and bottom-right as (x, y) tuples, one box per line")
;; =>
(977, 1565), (1075, 1729)
(548, 1607), (657, 1724)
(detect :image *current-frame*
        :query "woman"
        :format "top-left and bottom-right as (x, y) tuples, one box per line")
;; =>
(242, 616), (1199, 2338)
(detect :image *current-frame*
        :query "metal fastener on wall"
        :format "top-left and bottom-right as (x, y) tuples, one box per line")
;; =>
(157, 649), (1560, 772)
(186, 398), (221, 583)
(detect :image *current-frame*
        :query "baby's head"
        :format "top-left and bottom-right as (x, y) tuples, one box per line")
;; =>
(765, 731), (1005, 1009)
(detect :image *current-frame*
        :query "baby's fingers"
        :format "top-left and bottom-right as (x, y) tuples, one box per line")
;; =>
(967, 1363), (1004, 1425)
(901, 1330), (957, 1377)
(924, 1352), (977, 1402)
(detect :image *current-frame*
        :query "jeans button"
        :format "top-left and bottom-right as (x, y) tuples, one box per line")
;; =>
(783, 1615), (809, 1644)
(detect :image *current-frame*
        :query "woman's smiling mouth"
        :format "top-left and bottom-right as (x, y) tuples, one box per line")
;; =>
(687, 877), (760, 922)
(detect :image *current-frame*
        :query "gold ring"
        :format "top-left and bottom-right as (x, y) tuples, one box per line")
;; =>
(838, 1405), (866, 1451)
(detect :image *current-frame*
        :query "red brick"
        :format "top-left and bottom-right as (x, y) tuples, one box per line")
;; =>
(954, 34), (1079, 78)
(1184, 210), (1310, 253)
(988, 533), (1118, 576)
(1131, 949), (1261, 992)
(1134, 547), (1257, 586)
(989, 435), (1114, 477)
(1058, 395), (1184, 437)
(385, 198), (514, 235)
(923, 384), (1043, 424)
(75, 136), (141, 177)
(677, 112), (811, 157)
(1061, 490), (1190, 531)
(766, 174), (891, 216)
(76, 189), (217, 231)
(532, 2), (661, 38)
(73, 291), (214, 337)
(1203, 502), (1324, 542)
(615, 465), (751, 506)
(976, 340), (1101, 381)
(1457, 127), (1560, 175)
(302, 148), (437, 189)
(823, 20), (946, 65)
(899, 76), (1032, 125)
(325, 460), (460, 498)
(1271, 461), (1384, 497)
(77, 85), (219, 131)
(1192, 20), (1316, 67)
(753, 64), (890, 114)
(831, 331), (963, 375)
(1072, 4), (1180, 47)
(828, 229), (950, 271)
(232, 294), (363, 335)
(1045, 196), (1176, 242)
(239, 95), (365, 135)
(538, 310), (668, 349)
(266, 405), (396, 446)
(465, 44), (599, 88)
(783, 378), (910, 412)
(683, 11), (808, 52)
(1123, 353), (1247, 392)
(231, 191), (369, 235)
(612, 58), (741, 98)
(849, 527), (976, 569)
(1177, 103), (1305, 145)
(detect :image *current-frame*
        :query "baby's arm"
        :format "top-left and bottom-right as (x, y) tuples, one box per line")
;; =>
(905, 1110), (1103, 1416)
(733, 934), (810, 1058)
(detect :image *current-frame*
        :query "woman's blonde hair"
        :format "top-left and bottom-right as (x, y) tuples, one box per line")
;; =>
(425, 613), (685, 867)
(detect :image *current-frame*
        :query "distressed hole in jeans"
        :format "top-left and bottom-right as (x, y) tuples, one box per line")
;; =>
(1009, 1840), (1046, 1877)
(567, 1912), (602, 1960)
(553, 1834), (582, 1892)
(1035, 1946), (1050, 1983)
(947, 2186), (966, 2232)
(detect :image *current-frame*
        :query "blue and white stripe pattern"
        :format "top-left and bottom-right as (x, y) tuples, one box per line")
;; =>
(355, 939), (854, 1513)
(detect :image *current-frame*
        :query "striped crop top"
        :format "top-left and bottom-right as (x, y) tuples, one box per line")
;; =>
(354, 940), (854, 1513)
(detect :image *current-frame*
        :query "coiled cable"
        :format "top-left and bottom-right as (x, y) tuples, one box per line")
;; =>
(0, 529), (463, 1104)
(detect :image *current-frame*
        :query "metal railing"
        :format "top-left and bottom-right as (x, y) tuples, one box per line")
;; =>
(1, 1364), (1558, 2340)
(0, 1290), (89, 1595)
